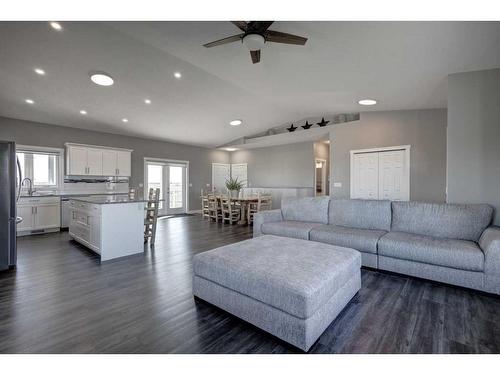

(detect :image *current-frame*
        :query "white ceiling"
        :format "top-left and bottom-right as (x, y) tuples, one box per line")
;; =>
(0, 21), (499, 148)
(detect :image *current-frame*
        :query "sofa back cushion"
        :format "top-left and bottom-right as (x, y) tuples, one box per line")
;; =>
(281, 196), (330, 224)
(391, 201), (493, 241)
(329, 199), (392, 231)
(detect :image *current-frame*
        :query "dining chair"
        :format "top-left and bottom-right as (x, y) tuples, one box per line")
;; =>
(208, 194), (222, 223)
(221, 196), (240, 225)
(144, 188), (160, 246)
(247, 192), (272, 224)
(201, 189), (210, 219)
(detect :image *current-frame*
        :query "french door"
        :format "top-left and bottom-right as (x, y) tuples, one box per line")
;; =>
(145, 160), (187, 215)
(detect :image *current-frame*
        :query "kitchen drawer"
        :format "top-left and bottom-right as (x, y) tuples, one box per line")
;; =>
(19, 196), (60, 206)
(69, 223), (90, 243)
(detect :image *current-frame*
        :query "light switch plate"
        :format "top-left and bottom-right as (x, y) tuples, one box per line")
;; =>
(333, 182), (342, 188)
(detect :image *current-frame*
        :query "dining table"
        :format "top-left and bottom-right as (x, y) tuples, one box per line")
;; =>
(203, 194), (259, 225)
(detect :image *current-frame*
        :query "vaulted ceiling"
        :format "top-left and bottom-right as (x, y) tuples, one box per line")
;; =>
(0, 21), (499, 147)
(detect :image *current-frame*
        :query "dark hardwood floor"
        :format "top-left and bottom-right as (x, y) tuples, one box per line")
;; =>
(1, 215), (500, 354)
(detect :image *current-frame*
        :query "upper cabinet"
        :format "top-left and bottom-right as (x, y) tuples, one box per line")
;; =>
(66, 143), (132, 177)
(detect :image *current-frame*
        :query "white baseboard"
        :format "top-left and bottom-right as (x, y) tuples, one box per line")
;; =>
(188, 210), (202, 214)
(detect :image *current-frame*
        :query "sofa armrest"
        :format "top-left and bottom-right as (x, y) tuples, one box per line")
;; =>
(479, 226), (500, 294)
(253, 209), (283, 237)
(480, 226), (500, 274)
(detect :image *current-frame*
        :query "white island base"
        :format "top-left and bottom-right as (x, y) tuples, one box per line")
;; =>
(69, 197), (145, 261)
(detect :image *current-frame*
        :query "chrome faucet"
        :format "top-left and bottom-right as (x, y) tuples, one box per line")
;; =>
(21, 177), (35, 196)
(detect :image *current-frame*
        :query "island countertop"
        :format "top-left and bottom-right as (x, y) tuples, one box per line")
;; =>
(69, 195), (147, 205)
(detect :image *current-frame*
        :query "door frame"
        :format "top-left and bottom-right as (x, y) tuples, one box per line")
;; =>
(314, 158), (327, 196)
(144, 157), (190, 214)
(349, 145), (411, 200)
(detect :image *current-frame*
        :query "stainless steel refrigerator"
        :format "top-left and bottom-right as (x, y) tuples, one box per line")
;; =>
(0, 140), (22, 271)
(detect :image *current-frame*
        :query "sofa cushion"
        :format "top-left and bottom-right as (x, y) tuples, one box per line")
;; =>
(391, 201), (493, 241)
(261, 221), (323, 240)
(378, 231), (484, 271)
(281, 196), (330, 224)
(329, 199), (392, 231)
(310, 225), (387, 254)
(193, 235), (361, 319)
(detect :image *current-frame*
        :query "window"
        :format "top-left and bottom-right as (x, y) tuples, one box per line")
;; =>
(17, 146), (63, 190)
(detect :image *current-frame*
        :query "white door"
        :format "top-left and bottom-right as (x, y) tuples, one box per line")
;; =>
(116, 150), (131, 176)
(16, 206), (35, 231)
(352, 153), (379, 199)
(102, 150), (117, 176)
(86, 149), (103, 176)
(212, 163), (230, 193)
(378, 150), (407, 201)
(146, 162), (187, 215)
(35, 204), (60, 229)
(68, 146), (88, 175)
(166, 165), (186, 215)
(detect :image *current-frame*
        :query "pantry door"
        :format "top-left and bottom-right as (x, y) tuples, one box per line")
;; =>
(350, 146), (410, 201)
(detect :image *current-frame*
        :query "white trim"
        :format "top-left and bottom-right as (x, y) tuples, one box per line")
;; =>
(350, 145), (411, 201)
(65, 142), (133, 153)
(143, 157), (190, 213)
(16, 144), (64, 190)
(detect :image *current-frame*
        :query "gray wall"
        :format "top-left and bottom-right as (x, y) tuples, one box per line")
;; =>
(230, 142), (315, 188)
(447, 69), (500, 225)
(330, 109), (447, 202)
(0, 116), (229, 210)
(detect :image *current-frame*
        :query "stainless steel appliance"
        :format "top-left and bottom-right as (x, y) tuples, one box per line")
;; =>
(0, 140), (22, 271)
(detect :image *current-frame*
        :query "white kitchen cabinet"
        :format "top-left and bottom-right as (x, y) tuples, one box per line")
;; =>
(102, 150), (117, 176)
(86, 148), (103, 176)
(35, 204), (61, 229)
(68, 146), (88, 175)
(116, 150), (131, 176)
(65, 143), (132, 177)
(17, 196), (61, 236)
(16, 205), (35, 231)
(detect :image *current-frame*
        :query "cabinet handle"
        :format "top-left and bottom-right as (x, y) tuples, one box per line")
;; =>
(117, 168), (120, 175)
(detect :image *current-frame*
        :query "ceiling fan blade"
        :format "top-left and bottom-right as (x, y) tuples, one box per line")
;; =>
(250, 50), (261, 64)
(231, 21), (248, 31)
(265, 30), (308, 45)
(247, 21), (274, 33)
(203, 34), (244, 48)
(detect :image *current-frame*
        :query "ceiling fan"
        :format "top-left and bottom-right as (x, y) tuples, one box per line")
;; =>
(203, 21), (308, 64)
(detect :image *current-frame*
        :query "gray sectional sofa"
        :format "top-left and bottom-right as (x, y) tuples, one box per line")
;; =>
(254, 197), (500, 295)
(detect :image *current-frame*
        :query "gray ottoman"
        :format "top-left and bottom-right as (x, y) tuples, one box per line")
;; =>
(192, 235), (361, 351)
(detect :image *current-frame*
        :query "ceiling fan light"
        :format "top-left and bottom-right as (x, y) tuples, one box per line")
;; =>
(242, 34), (265, 51)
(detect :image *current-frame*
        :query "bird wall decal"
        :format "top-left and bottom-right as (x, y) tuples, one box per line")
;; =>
(301, 121), (313, 130)
(287, 124), (297, 132)
(317, 117), (330, 127)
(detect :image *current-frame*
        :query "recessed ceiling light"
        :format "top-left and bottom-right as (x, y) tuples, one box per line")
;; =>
(225, 148), (237, 152)
(25, 99), (34, 104)
(122, 118), (128, 123)
(34, 68), (45, 75)
(229, 119), (242, 126)
(174, 72), (182, 79)
(90, 72), (114, 86)
(358, 99), (377, 106)
(80, 110), (87, 115)
(50, 22), (62, 31)
(144, 99), (151, 104)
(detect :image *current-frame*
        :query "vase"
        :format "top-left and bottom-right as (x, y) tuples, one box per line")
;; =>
(229, 190), (239, 199)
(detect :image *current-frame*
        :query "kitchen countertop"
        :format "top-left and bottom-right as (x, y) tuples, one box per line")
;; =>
(20, 192), (129, 198)
(69, 195), (147, 205)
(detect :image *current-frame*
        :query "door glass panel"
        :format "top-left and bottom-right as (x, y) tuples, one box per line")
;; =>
(147, 164), (163, 209)
(169, 166), (183, 209)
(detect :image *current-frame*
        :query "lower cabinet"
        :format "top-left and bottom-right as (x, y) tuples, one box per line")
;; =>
(69, 201), (101, 254)
(17, 197), (61, 236)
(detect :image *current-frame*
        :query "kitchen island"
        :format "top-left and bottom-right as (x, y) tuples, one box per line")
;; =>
(68, 195), (146, 261)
